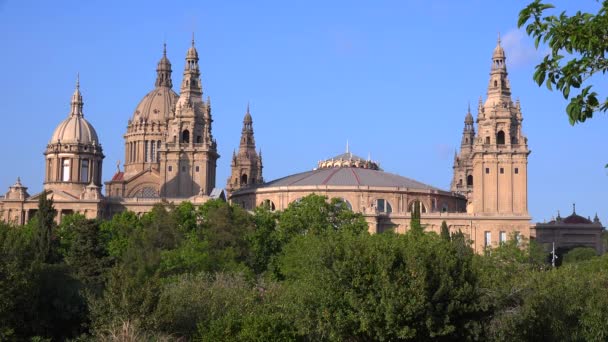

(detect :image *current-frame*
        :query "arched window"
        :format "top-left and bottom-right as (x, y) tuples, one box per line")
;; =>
(261, 199), (276, 211)
(376, 199), (392, 213)
(81, 159), (89, 183)
(241, 174), (248, 185)
(182, 130), (190, 143)
(467, 175), (473, 187)
(494, 80), (498, 87)
(497, 130), (505, 145)
(485, 136), (490, 144)
(409, 201), (427, 214)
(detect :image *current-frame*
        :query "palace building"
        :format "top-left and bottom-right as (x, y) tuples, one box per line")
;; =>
(0, 36), (602, 253)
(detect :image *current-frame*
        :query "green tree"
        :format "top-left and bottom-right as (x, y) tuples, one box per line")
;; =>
(563, 246), (597, 264)
(34, 191), (58, 263)
(64, 218), (111, 294)
(518, 1), (608, 127)
(409, 200), (423, 234)
(440, 220), (450, 241)
(278, 230), (483, 340)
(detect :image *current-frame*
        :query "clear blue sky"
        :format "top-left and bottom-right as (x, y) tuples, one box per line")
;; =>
(0, 0), (605, 223)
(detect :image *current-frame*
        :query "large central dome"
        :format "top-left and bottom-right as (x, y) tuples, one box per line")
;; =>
(132, 86), (178, 122)
(132, 43), (179, 122)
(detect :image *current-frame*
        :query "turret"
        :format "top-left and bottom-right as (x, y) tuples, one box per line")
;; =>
(227, 105), (264, 196)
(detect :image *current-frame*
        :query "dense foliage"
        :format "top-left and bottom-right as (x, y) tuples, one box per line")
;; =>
(0, 193), (606, 341)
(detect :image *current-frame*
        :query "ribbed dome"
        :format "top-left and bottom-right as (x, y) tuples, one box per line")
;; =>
(132, 86), (179, 122)
(50, 79), (100, 145)
(50, 115), (99, 145)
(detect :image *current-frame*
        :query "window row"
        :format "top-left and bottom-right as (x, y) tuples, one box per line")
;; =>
(484, 231), (521, 247)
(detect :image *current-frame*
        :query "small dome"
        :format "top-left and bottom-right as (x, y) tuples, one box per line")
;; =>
(50, 115), (99, 145)
(132, 86), (179, 122)
(465, 111), (474, 124)
(493, 34), (505, 59)
(493, 44), (505, 58)
(50, 79), (100, 145)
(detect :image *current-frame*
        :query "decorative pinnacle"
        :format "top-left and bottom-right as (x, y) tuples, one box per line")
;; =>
(467, 102), (471, 113)
(246, 102), (250, 115)
(497, 32), (501, 46)
(76, 72), (80, 90)
(573, 203), (576, 214)
(163, 42), (167, 57)
(192, 32), (195, 47)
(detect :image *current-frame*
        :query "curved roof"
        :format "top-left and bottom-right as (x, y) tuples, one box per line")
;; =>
(132, 86), (179, 122)
(563, 214), (592, 224)
(254, 167), (441, 190)
(50, 115), (99, 145)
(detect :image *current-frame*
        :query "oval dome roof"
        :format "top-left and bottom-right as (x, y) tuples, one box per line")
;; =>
(50, 115), (99, 145)
(132, 86), (178, 122)
(50, 79), (100, 145)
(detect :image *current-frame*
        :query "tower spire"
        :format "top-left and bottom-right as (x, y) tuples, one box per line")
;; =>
(156, 42), (173, 88)
(70, 73), (84, 117)
(486, 32), (511, 103)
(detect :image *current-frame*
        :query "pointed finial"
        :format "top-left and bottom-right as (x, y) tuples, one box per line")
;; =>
(573, 203), (576, 214)
(116, 160), (121, 173)
(346, 139), (350, 154)
(497, 32), (501, 46)
(247, 101), (250, 115)
(16, 177), (21, 186)
(76, 72), (80, 90)
(163, 42), (167, 57)
(192, 32), (195, 47)
(467, 102), (471, 113)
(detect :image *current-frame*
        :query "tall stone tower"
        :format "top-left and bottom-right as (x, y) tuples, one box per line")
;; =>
(451, 104), (475, 200)
(159, 37), (219, 197)
(227, 105), (263, 195)
(469, 36), (530, 215)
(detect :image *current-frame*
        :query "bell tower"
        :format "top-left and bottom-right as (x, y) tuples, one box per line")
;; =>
(159, 36), (219, 198)
(227, 105), (263, 196)
(451, 104), (475, 200)
(470, 36), (530, 215)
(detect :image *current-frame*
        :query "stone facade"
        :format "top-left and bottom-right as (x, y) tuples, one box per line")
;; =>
(0, 37), (224, 222)
(533, 206), (604, 254)
(229, 37), (534, 252)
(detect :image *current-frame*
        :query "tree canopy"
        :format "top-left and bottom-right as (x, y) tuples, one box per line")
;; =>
(518, 1), (608, 126)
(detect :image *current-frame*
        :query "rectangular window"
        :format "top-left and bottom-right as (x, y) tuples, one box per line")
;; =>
(144, 141), (149, 162)
(485, 168), (490, 174)
(377, 199), (385, 212)
(81, 159), (89, 183)
(168, 166), (172, 172)
(150, 141), (155, 162)
(62, 159), (70, 182)
(484, 231), (491, 247)
(500, 167), (504, 174)
(195, 166), (200, 172)
(499, 231), (507, 244)
(514, 168), (519, 174)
